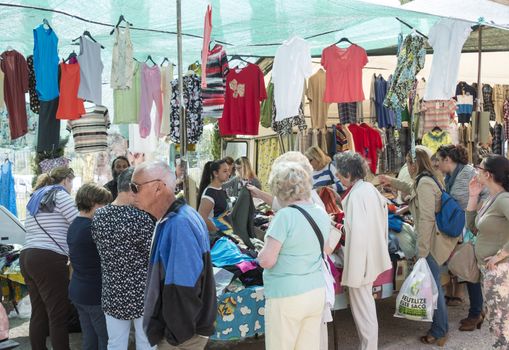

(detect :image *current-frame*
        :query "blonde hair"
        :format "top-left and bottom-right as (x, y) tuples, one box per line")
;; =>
(235, 157), (256, 180)
(305, 146), (331, 169)
(407, 148), (444, 187)
(269, 162), (312, 203)
(273, 152), (313, 175)
(34, 167), (75, 191)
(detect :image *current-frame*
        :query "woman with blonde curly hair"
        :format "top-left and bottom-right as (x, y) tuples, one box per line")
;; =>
(258, 161), (330, 350)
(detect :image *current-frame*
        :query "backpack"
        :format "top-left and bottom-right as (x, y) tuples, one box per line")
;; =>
(416, 174), (465, 238)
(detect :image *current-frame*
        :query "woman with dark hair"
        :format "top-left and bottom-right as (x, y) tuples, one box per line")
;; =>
(20, 167), (78, 350)
(104, 156), (130, 200)
(223, 156), (235, 178)
(437, 144), (488, 329)
(380, 149), (460, 346)
(198, 160), (231, 232)
(467, 155), (509, 349)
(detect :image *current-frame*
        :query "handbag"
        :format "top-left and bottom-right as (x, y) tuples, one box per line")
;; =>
(289, 205), (335, 318)
(448, 242), (480, 283)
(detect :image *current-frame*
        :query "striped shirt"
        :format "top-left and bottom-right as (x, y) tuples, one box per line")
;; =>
(202, 44), (229, 118)
(23, 190), (78, 256)
(312, 163), (344, 193)
(67, 106), (110, 153)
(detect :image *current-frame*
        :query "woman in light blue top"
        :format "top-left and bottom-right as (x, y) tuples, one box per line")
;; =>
(258, 159), (330, 350)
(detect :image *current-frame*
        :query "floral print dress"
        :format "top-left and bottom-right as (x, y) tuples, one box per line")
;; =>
(169, 74), (203, 144)
(384, 34), (426, 110)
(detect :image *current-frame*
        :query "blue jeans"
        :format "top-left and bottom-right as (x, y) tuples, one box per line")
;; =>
(74, 303), (108, 350)
(466, 282), (483, 318)
(426, 255), (448, 338)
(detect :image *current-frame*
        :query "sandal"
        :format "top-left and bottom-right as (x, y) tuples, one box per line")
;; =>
(420, 334), (448, 347)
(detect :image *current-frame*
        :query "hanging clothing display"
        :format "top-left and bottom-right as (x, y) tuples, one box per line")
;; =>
(471, 111), (491, 145)
(0, 69), (4, 110)
(67, 106), (110, 153)
(492, 123), (503, 155)
(448, 121), (459, 145)
(139, 64), (163, 138)
(504, 100), (509, 142)
(56, 62), (86, 120)
(424, 19), (472, 100)
(78, 36), (104, 105)
(202, 44), (229, 118)
(160, 64), (174, 135)
(0, 161), (16, 217)
(113, 61), (141, 124)
(260, 79), (273, 129)
(110, 25), (133, 90)
(422, 130), (452, 154)
(321, 44), (368, 103)
(306, 69), (330, 129)
(33, 24), (59, 101)
(0, 106), (38, 149)
(201, 4), (212, 88)
(493, 84), (509, 123)
(347, 123), (369, 158)
(0, 50), (28, 140)
(169, 74), (203, 144)
(456, 94), (474, 124)
(256, 137), (280, 190)
(26, 55), (40, 114)
(421, 99), (456, 133)
(337, 102), (358, 124)
(271, 100), (307, 136)
(219, 63), (267, 136)
(482, 84), (496, 121)
(374, 75), (394, 128)
(384, 34), (426, 110)
(272, 36), (312, 121)
(360, 123), (383, 174)
(37, 98), (60, 152)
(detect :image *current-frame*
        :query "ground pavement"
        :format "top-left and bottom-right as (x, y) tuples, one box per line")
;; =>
(8, 296), (493, 349)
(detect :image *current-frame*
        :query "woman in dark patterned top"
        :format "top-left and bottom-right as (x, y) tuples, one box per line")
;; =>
(91, 168), (156, 349)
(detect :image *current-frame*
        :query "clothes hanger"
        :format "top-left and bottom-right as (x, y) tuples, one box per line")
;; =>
(432, 126), (442, 132)
(110, 15), (132, 35)
(64, 51), (77, 63)
(145, 55), (157, 66)
(72, 31), (105, 49)
(208, 38), (218, 51)
(230, 55), (250, 68)
(42, 18), (52, 31)
(334, 37), (354, 46)
(160, 57), (176, 67)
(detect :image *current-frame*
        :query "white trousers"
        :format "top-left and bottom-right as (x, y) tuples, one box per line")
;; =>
(105, 314), (155, 350)
(265, 288), (325, 350)
(349, 284), (378, 350)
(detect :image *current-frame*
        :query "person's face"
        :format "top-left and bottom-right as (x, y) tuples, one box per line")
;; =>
(437, 155), (452, 174)
(130, 173), (169, 211)
(214, 163), (231, 183)
(113, 159), (129, 178)
(475, 162), (491, 186)
(234, 164), (243, 177)
(308, 157), (319, 171)
(336, 172), (352, 188)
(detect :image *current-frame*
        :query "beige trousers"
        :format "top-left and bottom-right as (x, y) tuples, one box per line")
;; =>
(265, 288), (325, 350)
(349, 284), (378, 350)
(157, 335), (208, 350)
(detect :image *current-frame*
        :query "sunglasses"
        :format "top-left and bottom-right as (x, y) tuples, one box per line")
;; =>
(129, 179), (162, 194)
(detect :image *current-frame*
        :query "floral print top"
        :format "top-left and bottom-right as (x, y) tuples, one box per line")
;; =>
(169, 74), (203, 144)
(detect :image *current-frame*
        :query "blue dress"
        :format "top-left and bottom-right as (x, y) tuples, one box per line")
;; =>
(0, 161), (17, 217)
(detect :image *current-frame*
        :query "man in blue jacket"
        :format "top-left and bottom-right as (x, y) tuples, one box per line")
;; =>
(131, 161), (216, 349)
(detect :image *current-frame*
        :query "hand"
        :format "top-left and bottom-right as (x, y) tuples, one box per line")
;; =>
(468, 177), (483, 198)
(246, 184), (262, 198)
(378, 175), (393, 186)
(484, 251), (509, 270)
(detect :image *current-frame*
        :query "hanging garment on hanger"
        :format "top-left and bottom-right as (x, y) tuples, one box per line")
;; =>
(78, 36), (104, 105)
(307, 69), (330, 129)
(271, 99), (307, 136)
(56, 62), (85, 120)
(260, 79), (273, 128)
(139, 64), (163, 138)
(0, 69), (4, 110)
(384, 34), (426, 110)
(114, 61), (141, 124)
(220, 64), (267, 136)
(422, 130), (452, 154)
(273, 36), (312, 121)
(0, 161), (17, 217)
(321, 44), (367, 103)
(374, 75), (394, 128)
(493, 84), (509, 123)
(369, 74), (376, 122)
(160, 64), (174, 135)
(202, 44), (229, 118)
(337, 102), (357, 124)
(67, 106), (110, 153)
(424, 19), (472, 100)
(456, 94), (474, 124)
(110, 24), (133, 90)
(492, 123), (503, 155)
(504, 99), (509, 142)
(482, 84), (496, 121)
(421, 99), (456, 133)
(1, 50), (28, 140)
(33, 24), (59, 101)
(201, 4), (212, 88)
(347, 123), (369, 159)
(37, 98), (60, 152)
(471, 111), (491, 145)
(169, 74), (203, 144)
(448, 120), (459, 145)
(360, 123), (383, 174)
(26, 56), (40, 113)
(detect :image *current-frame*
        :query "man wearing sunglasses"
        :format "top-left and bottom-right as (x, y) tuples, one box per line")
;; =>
(132, 162), (216, 350)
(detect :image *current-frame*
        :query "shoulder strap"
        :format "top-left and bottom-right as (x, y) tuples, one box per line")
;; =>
(33, 216), (69, 257)
(289, 205), (324, 259)
(416, 173), (444, 193)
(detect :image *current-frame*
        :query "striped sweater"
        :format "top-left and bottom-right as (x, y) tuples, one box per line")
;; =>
(202, 44), (229, 118)
(67, 106), (110, 153)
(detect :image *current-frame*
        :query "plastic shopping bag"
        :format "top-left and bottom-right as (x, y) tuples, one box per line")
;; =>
(394, 258), (438, 322)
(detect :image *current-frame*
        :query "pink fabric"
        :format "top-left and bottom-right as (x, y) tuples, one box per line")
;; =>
(373, 268), (393, 286)
(236, 261), (258, 273)
(201, 4), (212, 89)
(0, 304), (8, 340)
(138, 64), (163, 138)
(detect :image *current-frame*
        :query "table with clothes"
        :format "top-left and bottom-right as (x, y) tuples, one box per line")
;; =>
(0, 245), (28, 305)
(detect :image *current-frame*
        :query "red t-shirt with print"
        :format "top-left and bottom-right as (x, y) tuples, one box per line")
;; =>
(220, 64), (267, 136)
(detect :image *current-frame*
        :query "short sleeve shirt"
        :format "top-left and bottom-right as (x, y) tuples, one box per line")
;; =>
(202, 186), (229, 217)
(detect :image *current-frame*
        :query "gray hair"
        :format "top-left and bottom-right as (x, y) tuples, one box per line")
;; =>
(334, 151), (368, 181)
(117, 167), (135, 193)
(133, 161), (176, 190)
(269, 161), (312, 203)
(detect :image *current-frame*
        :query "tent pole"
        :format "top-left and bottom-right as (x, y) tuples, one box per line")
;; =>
(177, 0), (189, 202)
(476, 26), (483, 113)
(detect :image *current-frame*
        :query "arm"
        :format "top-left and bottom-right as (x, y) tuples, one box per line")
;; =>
(388, 177), (413, 194)
(415, 180), (437, 259)
(246, 184), (273, 206)
(251, 177), (262, 190)
(58, 192), (79, 224)
(258, 236), (282, 269)
(197, 198), (218, 232)
(485, 197), (509, 270)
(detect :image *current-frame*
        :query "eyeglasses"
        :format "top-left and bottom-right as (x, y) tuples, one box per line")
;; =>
(129, 179), (162, 194)
(474, 165), (488, 172)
